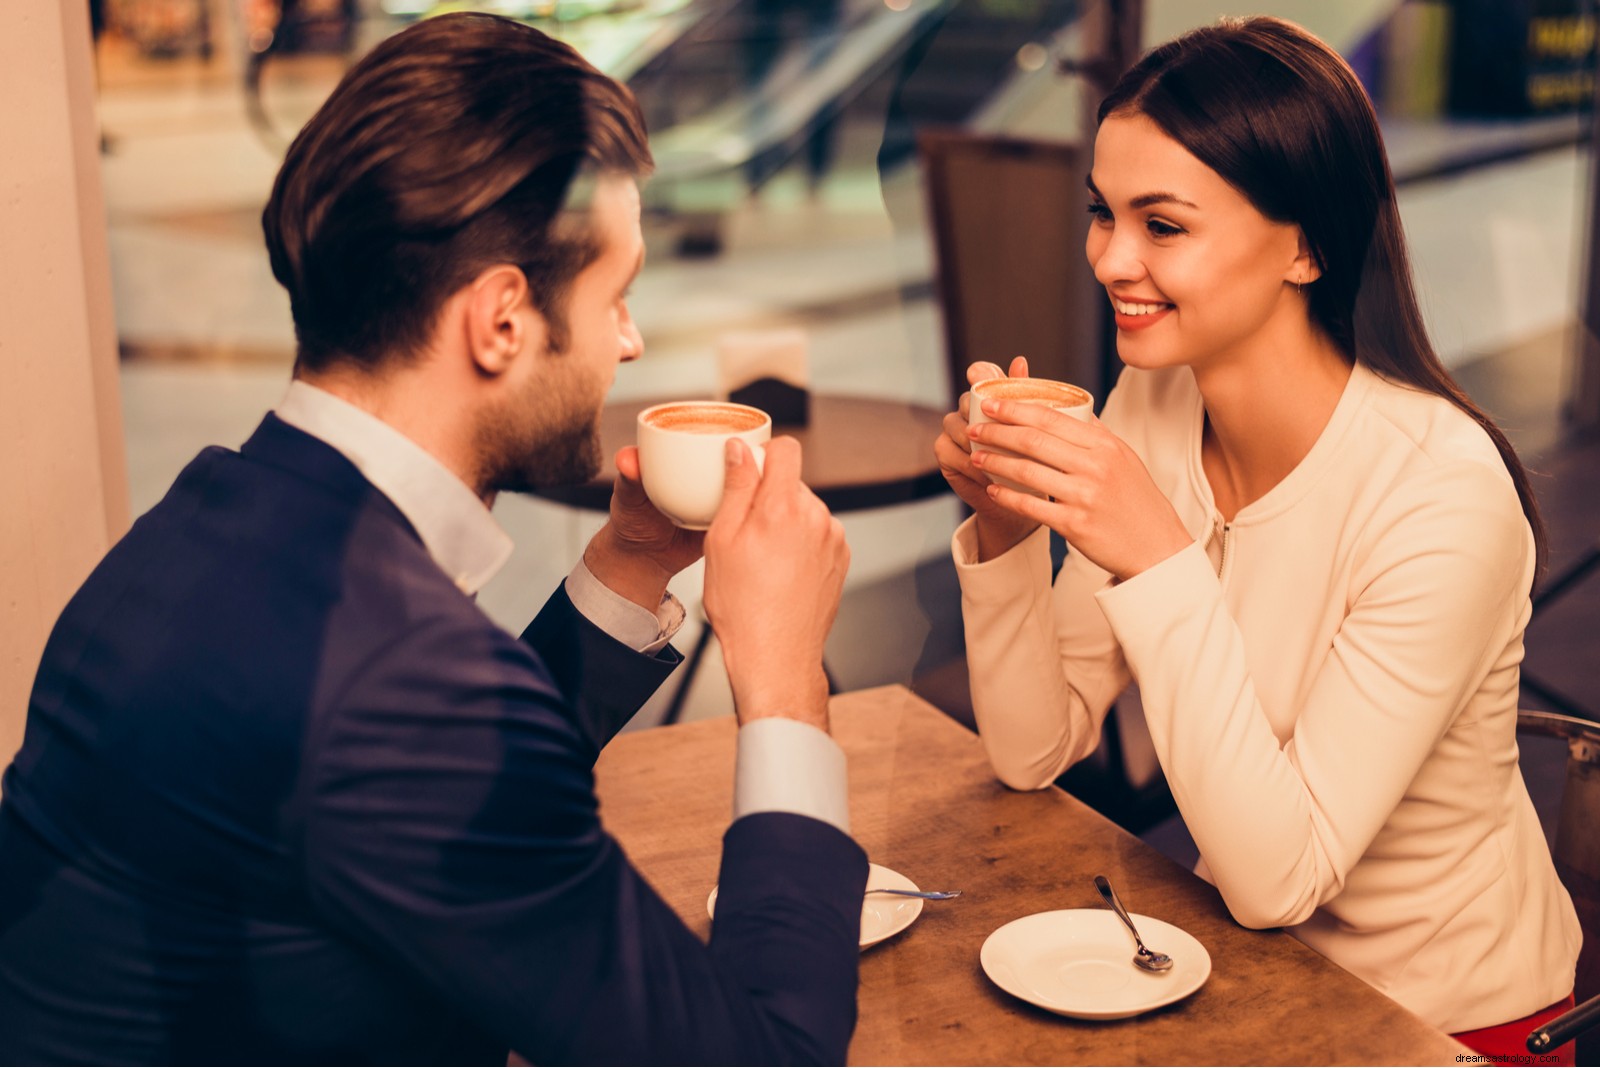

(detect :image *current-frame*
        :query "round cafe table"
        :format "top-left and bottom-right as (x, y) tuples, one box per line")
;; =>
(529, 393), (954, 724)
(530, 393), (953, 512)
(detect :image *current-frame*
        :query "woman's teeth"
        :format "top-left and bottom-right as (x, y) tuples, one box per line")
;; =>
(1113, 299), (1170, 315)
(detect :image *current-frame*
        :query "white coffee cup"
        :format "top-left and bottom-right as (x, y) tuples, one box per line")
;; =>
(969, 377), (1094, 495)
(637, 401), (771, 529)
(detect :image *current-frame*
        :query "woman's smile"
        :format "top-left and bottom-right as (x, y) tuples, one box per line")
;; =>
(1110, 294), (1175, 331)
(1086, 114), (1312, 371)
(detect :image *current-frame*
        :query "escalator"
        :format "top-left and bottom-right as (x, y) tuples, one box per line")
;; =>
(627, 0), (955, 194)
(249, 0), (1082, 234)
(247, 1), (713, 145)
(625, 0), (1082, 221)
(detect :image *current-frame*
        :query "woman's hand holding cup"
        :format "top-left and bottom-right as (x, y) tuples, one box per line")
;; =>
(966, 386), (1193, 583)
(935, 356), (1046, 561)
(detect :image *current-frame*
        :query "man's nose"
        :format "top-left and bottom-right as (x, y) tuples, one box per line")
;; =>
(620, 316), (643, 362)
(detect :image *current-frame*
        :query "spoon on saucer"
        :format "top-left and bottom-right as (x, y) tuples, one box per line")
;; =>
(1094, 875), (1174, 973)
(866, 888), (962, 900)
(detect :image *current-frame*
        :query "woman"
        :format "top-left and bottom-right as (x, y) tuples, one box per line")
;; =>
(934, 16), (1581, 1058)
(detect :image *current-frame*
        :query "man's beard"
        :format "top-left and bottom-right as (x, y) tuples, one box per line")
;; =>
(476, 392), (603, 496)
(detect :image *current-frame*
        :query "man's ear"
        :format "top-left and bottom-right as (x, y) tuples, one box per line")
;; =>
(1289, 230), (1323, 286)
(464, 264), (547, 377)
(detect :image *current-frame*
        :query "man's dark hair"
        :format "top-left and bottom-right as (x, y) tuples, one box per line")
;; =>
(262, 13), (653, 372)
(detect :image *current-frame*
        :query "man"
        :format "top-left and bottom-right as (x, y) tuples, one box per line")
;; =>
(0, 14), (866, 1063)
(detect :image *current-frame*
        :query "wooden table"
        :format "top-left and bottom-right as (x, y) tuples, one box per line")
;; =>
(594, 685), (1470, 1066)
(529, 394), (951, 513)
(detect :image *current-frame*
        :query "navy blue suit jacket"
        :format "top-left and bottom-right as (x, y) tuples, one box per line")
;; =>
(0, 415), (867, 1064)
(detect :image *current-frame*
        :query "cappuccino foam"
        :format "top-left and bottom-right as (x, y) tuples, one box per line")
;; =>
(973, 379), (1091, 407)
(644, 404), (768, 434)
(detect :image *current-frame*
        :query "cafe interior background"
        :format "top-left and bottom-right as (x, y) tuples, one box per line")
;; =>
(3, 0), (1598, 875)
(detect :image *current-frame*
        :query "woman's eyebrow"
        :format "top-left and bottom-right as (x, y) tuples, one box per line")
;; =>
(1131, 191), (1199, 210)
(1084, 174), (1198, 211)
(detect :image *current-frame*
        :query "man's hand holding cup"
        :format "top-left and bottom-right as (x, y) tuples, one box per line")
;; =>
(702, 436), (848, 733)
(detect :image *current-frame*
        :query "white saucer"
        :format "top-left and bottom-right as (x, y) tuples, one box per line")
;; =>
(980, 909), (1211, 1019)
(707, 862), (923, 951)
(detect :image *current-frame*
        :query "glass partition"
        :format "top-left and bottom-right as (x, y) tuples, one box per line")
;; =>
(97, 0), (1597, 725)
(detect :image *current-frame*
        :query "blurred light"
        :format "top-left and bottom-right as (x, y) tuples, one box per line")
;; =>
(885, 0), (912, 11)
(1016, 42), (1048, 72)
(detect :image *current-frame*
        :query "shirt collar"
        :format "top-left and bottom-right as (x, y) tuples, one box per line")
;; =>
(273, 381), (514, 595)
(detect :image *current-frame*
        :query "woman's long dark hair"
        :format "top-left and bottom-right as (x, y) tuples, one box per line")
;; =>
(1098, 16), (1546, 566)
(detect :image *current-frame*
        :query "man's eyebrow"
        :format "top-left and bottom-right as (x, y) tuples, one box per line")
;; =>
(1083, 174), (1198, 211)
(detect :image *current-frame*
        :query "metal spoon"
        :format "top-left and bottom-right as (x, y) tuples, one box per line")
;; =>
(866, 888), (962, 900)
(1094, 875), (1174, 973)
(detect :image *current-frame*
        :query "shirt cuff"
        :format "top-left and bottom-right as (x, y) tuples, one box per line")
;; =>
(564, 558), (687, 655)
(734, 718), (850, 834)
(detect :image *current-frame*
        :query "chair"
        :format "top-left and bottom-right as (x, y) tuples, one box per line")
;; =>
(1529, 997), (1600, 1057)
(1522, 543), (1600, 718)
(1518, 709), (1600, 1060)
(917, 129), (1111, 408)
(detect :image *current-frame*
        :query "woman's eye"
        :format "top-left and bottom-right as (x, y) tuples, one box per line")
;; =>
(1085, 201), (1112, 223)
(1146, 218), (1185, 238)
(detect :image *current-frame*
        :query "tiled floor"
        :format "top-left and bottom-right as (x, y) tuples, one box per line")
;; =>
(94, 26), (1595, 862)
